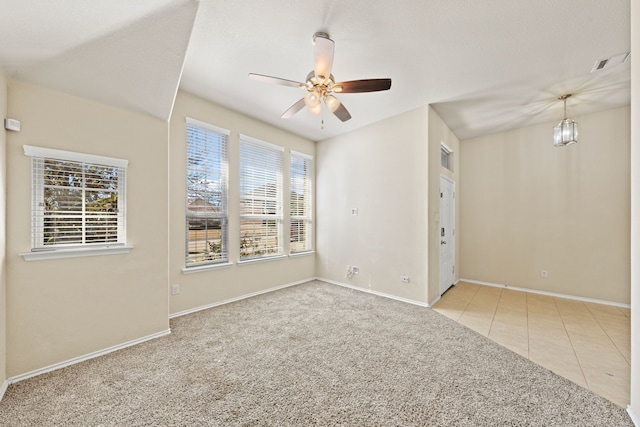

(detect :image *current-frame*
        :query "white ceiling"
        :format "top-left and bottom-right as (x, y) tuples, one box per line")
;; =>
(0, 0), (630, 141)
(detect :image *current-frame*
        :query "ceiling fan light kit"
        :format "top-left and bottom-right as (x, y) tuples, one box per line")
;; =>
(553, 94), (578, 147)
(249, 32), (392, 123)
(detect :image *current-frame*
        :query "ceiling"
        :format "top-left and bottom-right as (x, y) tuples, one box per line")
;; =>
(0, 0), (630, 142)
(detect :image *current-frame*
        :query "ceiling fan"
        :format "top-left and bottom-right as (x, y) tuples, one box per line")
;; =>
(249, 32), (392, 122)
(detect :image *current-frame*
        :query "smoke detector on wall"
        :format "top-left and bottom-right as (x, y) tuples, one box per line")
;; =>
(591, 51), (631, 72)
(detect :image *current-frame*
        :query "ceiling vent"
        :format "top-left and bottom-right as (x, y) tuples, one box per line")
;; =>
(591, 51), (631, 72)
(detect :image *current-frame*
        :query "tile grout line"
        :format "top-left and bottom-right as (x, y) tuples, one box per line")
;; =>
(486, 287), (504, 338)
(553, 297), (591, 392)
(457, 283), (482, 322)
(584, 304), (631, 366)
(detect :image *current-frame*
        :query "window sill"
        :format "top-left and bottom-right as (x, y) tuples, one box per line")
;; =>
(238, 254), (286, 266)
(20, 246), (133, 261)
(182, 262), (233, 274)
(289, 250), (315, 258)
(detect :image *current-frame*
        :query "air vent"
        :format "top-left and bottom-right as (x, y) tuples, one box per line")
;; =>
(591, 51), (631, 72)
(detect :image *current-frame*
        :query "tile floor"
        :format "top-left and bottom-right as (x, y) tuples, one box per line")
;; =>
(432, 281), (631, 408)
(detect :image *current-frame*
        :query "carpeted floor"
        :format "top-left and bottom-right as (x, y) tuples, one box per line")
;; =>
(0, 280), (633, 426)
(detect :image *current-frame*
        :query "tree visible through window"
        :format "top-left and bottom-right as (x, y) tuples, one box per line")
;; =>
(290, 151), (313, 253)
(24, 145), (127, 250)
(186, 119), (229, 266)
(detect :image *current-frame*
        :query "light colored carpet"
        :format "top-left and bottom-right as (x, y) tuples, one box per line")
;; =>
(0, 280), (632, 426)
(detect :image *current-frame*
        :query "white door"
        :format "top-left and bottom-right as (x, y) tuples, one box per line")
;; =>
(439, 176), (455, 295)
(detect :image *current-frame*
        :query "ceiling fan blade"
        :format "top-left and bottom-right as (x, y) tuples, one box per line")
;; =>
(334, 78), (392, 93)
(249, 73), (305, 88)
(313, 33), (334, 80)
(281, 98), (307, 119)
(332, 102), (352, 122)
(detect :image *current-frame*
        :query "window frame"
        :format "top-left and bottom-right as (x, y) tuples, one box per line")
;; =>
(441, 143), (453, 171)
(289, 150), (313, 254)
(185, 117), (230, 268)
(239, 134), (284, 261)
(21, 145), (130, 261)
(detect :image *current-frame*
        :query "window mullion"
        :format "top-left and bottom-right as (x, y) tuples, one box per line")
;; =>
(81, 162), (86, 245)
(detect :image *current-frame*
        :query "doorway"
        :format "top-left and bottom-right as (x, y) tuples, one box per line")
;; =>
(439, 175), (455, 295)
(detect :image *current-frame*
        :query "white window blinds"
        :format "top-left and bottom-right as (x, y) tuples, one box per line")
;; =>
(290, 151), (313, 253)
(24, 145), (127, 250)
(186, 118), (229, 266)
(239, 135), (283, 259)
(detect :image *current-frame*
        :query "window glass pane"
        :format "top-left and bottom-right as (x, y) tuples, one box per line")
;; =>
(31, 152), (126, 249)
(186, 217), (225, 264)
(44, 214), (82, 245)
(240, 219), (280, 258)
(441, 147), (452, 171)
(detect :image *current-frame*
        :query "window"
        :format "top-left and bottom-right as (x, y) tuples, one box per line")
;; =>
(441, 143), (453, 171)
(290, 151), (313, 253)
(186, 118), (229, 266)
(24, 145), (127, 250)
(239, 135), (283, 260)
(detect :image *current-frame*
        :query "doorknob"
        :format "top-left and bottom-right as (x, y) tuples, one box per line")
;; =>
(441, 240), (447, 245)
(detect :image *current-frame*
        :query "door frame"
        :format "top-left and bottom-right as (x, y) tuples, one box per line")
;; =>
(439, 174), (456, 295)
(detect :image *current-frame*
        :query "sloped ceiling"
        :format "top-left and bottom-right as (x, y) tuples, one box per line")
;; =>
(0, 0), (631, 141)
(1, 0), (199, 121)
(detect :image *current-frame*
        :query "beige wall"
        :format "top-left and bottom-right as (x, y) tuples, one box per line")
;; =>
(0, 69), (7, 387)
(630, 0), (639, 417)
(428, 106), (461, 303)
(168, 91), (315, 315)
(460, 106), (630, 304)
(6, 80), (170, 376)
(315, 106), (431, 304)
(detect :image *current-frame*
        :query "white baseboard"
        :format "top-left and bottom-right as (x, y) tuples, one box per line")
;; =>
(169, 277), (316, 319)
(628, 406), (640, 426)
(6, 329), (171, 388)
(459, 278), (631, 309)
(319, 277), (430, 308)
(0, 379), (8, 401)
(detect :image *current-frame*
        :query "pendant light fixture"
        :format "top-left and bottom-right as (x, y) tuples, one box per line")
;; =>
(553, 94), (578, 147)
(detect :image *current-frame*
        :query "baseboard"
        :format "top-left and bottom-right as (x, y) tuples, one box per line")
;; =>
(318, 277), (430, 308)
(169, 277), (316, 319)
(6, 329), (171, 388)
(459, 278), (631, 309)
(429, 294), (441, 307)
(628, 406), (640, 426)
(0, 379), (8, 401)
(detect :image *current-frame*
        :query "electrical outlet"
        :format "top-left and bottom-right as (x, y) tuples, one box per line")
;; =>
(541, 270), (548, 278)
(400, 275), (410, 283)
(352, 266), (359, 275)
(171, 284), (180, 295)
(351, 208), (358, 216)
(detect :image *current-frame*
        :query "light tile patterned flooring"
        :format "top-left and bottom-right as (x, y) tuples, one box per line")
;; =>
(432, 281), (631, 408)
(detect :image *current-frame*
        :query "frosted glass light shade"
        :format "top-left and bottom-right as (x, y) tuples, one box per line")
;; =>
(553, 118), (578, 147)
(308, 103), (322, 115)
(304, 90), (321, 108)
(325, 95), (341, 112)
